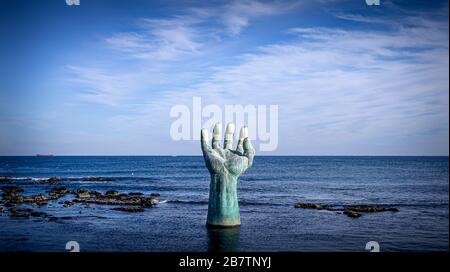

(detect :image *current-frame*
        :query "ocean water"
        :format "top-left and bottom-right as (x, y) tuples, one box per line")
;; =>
(0, 156), (448, 252)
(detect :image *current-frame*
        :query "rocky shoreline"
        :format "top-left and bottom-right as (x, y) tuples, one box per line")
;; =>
(294, 203), (399, 218)
(0, 179), (160, 220)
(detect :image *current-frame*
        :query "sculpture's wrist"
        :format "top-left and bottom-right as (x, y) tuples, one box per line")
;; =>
(211, 172), (238, 182)
(207, 172), (240, 227)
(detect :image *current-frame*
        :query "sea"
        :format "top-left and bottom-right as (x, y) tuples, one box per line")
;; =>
(0, 156), (448, 252)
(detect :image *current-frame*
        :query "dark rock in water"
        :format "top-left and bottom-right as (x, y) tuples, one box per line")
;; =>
(294, 203), (332, 210)
(48, 177), (61, 182)
(77, 192), (91, 199)
(16, 208), (51, 219)
(47, 216), (61, 222)
(2, 186), (24, 194)
(112, 206), (144, 212)
(342, 205), (399, 218)
(343, 210), (361, 218)
(128, 192), (143, 196)
(9, 207), (52, 218)
(2, 193), (23, 204)
(62, 201), (74, 208)
(48, 187), (70, 199)
(33, 180), (60, 185)
(150, 193), (160, 197)
(294, 202), (399, 219)
(345, 205), (399, 213)
(105, 190), (120, 197)
(1, 186), (24, 205)
(30, 211), (48, 217)
(82, 177), (114, 181)
(9, 207), (33, 218)
(69, 177), (115, 182)
(73, 188), (88, 195)
(23, 194), (48, 205)
(73, 189), (102, 199)
(140, 197), (158, 206)
(73, 189), (158, 207)
(0, 176), (11, 184)
(50, 187), (69, 195)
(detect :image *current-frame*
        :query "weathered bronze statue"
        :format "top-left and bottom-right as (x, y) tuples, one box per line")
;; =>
(201, 122), (255, 227)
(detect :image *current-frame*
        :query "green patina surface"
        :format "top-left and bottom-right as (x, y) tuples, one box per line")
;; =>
(201, 123), (255, 227)
(207, 173), (240, 226)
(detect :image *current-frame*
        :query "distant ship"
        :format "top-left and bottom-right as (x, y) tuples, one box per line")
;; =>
(35, 154), (54, 157)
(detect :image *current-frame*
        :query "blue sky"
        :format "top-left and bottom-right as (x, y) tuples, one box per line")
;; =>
(0, 0), (448, 155)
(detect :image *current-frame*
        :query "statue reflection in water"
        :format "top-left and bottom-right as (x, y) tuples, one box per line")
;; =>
(207, 226), (241, 252)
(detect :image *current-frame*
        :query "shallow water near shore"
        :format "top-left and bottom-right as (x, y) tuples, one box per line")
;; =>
(0, 156), (448, 252)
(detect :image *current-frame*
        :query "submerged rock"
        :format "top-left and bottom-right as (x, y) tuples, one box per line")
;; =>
(294, 203), (333, 210)
(345, 205), (399, 213)
(2, 186), (24, 194)
(0, 176), (11, 184)
(343, 210), (361, 218)
(73, 189), (102, 199)
(30, 211), (49, 217)
(112, 206), (144, 212)
(9, 207), (33, 218)
(48, 177), (61, 182)
(294, 202), (399, 219)
(23, 194), (48, 205)
(128, 192), (143, 196)
(73, 190), (158, 207)
(1, 186), (24, 205)
(83, 177), (114, 181)
(33, 180), (60, 185)
(61, 201), (74, 208)
(69, 177), (115, 182)
(77, 192), (91, 199)
(49, 187), (70, 199)
(105, 190), (120, 197)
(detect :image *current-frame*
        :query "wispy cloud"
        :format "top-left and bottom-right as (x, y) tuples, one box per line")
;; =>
(105, 16), (205, 61)
(66, 66), (142, 106)
(105, 0), (300, 60)
(145, 8), (448, 154)
(65, 2), (448, 155)
(221, 0), (299, 36)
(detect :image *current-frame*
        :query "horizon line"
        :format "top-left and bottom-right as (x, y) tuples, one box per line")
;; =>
(0, 154), (448, 157)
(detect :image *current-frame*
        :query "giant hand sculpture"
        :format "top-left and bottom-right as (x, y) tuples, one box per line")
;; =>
(201, 122), (255, 227)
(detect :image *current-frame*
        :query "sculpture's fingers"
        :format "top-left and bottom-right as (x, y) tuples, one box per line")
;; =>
(224, 123), (235, 150)
(236, 126), (247, 154)
(212, 122), (222, 149)
(243, 137), (255, 168)
(201, 128), (211, 153)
